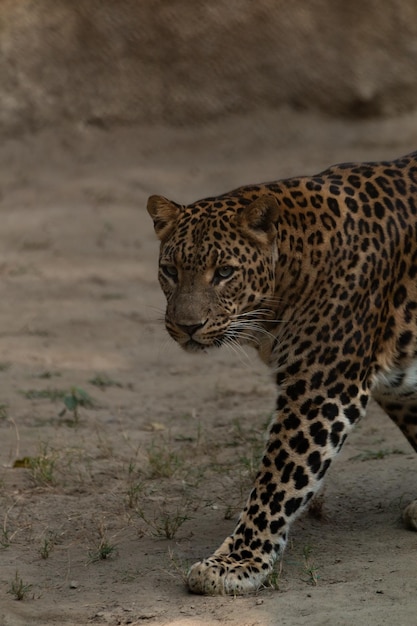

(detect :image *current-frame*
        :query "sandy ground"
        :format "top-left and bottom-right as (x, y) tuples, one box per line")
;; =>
(1, 109), (417, 626)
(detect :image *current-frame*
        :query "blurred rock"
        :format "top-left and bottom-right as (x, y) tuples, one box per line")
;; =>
(1, 0), (417, 135)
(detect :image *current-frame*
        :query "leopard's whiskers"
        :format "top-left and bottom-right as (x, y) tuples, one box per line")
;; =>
(222, 335), (253, 367)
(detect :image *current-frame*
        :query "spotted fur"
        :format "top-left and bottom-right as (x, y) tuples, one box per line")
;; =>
(147, 151), (417, 595)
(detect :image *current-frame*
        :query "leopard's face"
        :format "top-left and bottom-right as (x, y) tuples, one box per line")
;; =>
(147, 194), (280, 352)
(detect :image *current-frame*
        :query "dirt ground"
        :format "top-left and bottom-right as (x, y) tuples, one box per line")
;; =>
(1, 108), (417, 626)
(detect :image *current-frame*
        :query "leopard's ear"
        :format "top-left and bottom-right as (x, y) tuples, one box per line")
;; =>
(239, 195), (280, 243)
(147, 195), (182, 240)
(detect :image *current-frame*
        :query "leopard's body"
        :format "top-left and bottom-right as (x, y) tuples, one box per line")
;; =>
(147, 151), (417, 595)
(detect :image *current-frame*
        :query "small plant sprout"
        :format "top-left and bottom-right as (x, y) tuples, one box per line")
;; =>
(20, 388), (66, 401)
(264, 561), (282, 590)
(0, 527), (11, 549)
(88, 539), (117, 563)
(59, 387), (94, 423)
(302, 545), (320, 586)
(13, 444), (58, 486)
(146, 440), (183, 479)
(350, 448), (405, 462)
(137, 500), (192, 540)
(39, 531), (57, 559)
(89, 374), (123, 390)
(126, 463), (145, 509)
(8, 571), (32, 601)
(0, 403), (9, 420)
(88, 521), (118, 563)
(36, 370), (61, 379)
(127, 481), (144, 509)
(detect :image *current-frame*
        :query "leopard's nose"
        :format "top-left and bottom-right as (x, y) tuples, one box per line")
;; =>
(177, 321), (207, 337)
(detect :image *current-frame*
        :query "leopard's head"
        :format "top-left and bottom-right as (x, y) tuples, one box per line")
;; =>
(147, 194), (280, 352)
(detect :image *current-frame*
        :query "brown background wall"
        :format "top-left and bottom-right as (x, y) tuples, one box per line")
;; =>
(1, 0), (417, 135)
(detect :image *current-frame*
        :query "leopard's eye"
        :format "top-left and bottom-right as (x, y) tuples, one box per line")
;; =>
(161, 265), (178, 280)
(214, 265), (235, 281)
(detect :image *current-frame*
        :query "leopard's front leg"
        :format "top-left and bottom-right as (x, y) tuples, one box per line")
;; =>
(188, 384), (368, 595)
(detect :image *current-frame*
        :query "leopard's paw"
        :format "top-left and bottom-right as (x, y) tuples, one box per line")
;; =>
(187, 555), (272, 596)
(403, 499), (417, 531)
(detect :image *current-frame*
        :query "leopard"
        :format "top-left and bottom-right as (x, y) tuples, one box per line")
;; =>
(147, 150), (417, 595)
